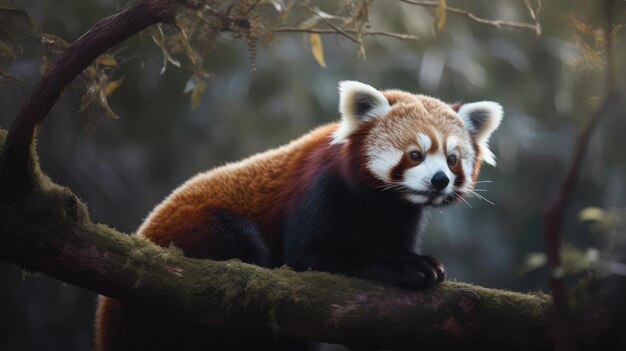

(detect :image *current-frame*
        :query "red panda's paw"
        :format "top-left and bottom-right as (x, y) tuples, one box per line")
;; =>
(397, 254), (446, 288)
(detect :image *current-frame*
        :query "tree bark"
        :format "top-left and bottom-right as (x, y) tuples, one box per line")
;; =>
(0, 129), (553, 349)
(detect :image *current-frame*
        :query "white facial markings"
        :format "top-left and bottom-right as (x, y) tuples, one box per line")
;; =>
(403, 152), (454, 193)
(366, 147), (403, 182)
(432, 130), (444, 153)
(417, 133), (431, 152)
(405, 193), (429, 204)
(446, 136), (459, 154)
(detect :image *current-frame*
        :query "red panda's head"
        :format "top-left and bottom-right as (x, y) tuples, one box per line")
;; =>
(333, 81), (503, 206)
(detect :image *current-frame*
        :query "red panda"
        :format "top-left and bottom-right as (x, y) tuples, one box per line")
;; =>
(95, 81), (503, 350)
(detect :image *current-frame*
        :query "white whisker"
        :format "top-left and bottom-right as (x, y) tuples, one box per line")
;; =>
(453, 191), (473, 208)
(467, 189), (495, 205)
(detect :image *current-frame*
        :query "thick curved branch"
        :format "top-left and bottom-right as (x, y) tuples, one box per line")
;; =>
(0, 132), (553, 349)
(0, 0), (182, 193)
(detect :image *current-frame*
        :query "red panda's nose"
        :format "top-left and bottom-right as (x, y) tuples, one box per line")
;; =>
(431, 171), (449, 191)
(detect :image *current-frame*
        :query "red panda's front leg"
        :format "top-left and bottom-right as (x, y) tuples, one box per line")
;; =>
(286, 243), (445, 289)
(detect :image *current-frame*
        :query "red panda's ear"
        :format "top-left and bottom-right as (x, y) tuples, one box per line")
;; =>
(457, 101), (503, 166)
(332, 81), (391, 143)
(449, 102), (462, 112)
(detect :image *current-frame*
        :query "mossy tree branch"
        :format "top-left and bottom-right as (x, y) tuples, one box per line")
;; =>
(0, 127), (555, 349)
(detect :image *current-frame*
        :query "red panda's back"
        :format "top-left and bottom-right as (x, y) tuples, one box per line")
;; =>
(95, 123), (336, 351)
(137, 123), (336, 251)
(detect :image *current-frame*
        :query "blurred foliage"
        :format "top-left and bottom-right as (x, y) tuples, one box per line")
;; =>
(564, 12), (625, 70)
(521, 206), (626, 279)
(0, 0), (34, 83)
(1, 0), (626, 349)
(2, 0), (543, 116)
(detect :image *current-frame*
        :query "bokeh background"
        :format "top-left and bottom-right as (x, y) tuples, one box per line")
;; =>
(1, 0), (625, 349)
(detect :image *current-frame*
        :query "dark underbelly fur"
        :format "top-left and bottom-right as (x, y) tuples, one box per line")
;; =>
(281, 169), (446, 289)
(104, 169), (445, 351)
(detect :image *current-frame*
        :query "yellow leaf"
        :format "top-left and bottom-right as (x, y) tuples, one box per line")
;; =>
(0, 69), (24, 82)
(278, 0), (293, 21)
(309, 33), (326, 68)
(435, 0), (446, 33)
(96, 55), (118, 67)
(0, 40), (15, 59)
(83, 65), (97, 80)
(298, 17), (318, 30)
(104, 77), (124, 97)
(190, 80), (206, 110)
(565, 14), (592, 34)
(593, 28), (606, 50)
(173, 18), (198, 66)
(80, 82), (99, 112)
(518, 252), (547, 275)
(97, 88), (118, 118)
(579, 207), (607, 222)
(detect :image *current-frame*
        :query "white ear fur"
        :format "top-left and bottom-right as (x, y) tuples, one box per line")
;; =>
(332, 81), (391, 143)
(457, 101), (503, 166)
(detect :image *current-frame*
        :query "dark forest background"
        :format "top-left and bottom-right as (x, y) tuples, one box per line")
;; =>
(1, 0), (625, 349)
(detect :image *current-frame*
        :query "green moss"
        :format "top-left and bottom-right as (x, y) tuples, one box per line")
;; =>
(2, 125), (555, 344)
(0, 128), (7, 154)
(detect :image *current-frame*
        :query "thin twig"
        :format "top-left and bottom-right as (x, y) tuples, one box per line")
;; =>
(394, 0), (540, 33)
(272, 27), (417, 41)
(309, 7), (360, 44)
(523, 0), (543, 36)
(0, 70), (25, 83)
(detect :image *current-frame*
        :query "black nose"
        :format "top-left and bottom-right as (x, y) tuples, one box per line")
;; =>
(431, 171), (449, 191)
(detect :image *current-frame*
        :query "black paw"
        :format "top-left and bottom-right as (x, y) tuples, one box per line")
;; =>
(396, 254), (446, 289)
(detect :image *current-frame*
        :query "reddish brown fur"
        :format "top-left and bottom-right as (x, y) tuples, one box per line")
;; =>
(95, 89), (490, 350)
(96, 124), (339, 350)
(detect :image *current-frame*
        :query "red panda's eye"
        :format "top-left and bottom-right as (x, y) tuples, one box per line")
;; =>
(408, 151), (423, 162)
(447, 155), (458, 166)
